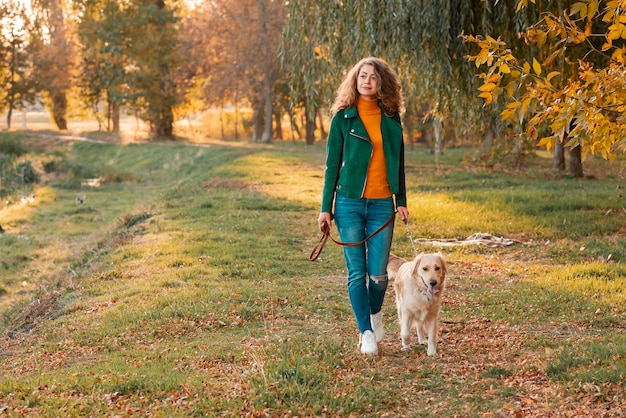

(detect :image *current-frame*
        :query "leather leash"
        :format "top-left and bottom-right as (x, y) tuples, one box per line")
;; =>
(309, 211), (397, 261)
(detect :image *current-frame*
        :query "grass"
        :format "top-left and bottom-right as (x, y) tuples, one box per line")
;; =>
(0, 131), (625, 416)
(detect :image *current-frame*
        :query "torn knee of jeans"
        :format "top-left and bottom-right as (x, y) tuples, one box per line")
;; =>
(370, 275), (388, 284)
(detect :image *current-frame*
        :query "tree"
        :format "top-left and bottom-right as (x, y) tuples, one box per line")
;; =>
(464, 0), (626, 172)
(280, 0), (336, 144)
(280, 1), (527, 148)
(193, 0), (285, 142)
(123, 0), (181, 138)
(0, 0), (37, 129)
(73, 0), (131, 132)
(280, 0), (601, 173)
(30, 0), (74, 130)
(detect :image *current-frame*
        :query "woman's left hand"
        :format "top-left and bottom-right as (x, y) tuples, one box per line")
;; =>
(397, 206), (409, 224)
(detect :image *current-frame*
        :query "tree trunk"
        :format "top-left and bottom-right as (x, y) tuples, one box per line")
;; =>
(233, 88), (239, 140)
(433, 117), (444, 155)
(553, 139), (565, 170)
(567, 145), (583, 177)
(261, 82), (272, 143)
(304, 104), (316, 145)
(404, 110), (415, 149)
(112, 103), (120, 132)
(8, 40), (16, 130)
(51, 92), (68, 130)
(154, 108), (173, 137)
(481, 127), (495, 156)
(289, 107), (300, 142)
(274, 110), (283, 140)
(252, 104), (260, 142)
(259, 0), (272, 143)
(46, 0), (71, 131)
(107, 101), (111, 131)
(220, 100), (225, 140)
(317, 110), (326, 139)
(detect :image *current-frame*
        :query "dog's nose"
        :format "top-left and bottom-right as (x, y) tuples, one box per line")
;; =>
(430, 280), (437, 287)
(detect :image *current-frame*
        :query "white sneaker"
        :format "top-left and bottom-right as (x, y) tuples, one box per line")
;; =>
(371, 311), (384, 343)
(360, 330), (378, 355)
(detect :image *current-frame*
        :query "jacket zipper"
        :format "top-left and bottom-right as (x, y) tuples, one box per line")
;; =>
(349, 131), (374, 198)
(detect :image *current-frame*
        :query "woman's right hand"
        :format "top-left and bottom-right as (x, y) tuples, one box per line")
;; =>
(318, 212), (332, 233)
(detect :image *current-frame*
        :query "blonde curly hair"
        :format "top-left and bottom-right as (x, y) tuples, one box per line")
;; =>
(330, 57), (404, 116)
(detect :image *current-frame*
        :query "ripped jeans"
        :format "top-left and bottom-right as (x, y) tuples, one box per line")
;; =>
(334, 194), (395, 334)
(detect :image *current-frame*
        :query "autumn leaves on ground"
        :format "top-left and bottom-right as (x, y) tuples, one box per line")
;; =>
(0, 133), (625, 417)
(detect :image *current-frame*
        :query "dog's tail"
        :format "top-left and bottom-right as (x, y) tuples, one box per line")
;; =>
(386, 253), (406, 280)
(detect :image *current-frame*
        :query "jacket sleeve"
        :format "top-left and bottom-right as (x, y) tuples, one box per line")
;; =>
(321, 112), (344, 213)
(395, 137), (407, 208)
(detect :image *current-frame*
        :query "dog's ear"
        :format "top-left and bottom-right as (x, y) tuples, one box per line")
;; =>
(435, 252), (447, 275)
(411, 253), (424, 274)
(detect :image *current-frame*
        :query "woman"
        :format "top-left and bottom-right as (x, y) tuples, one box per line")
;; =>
(318, 57), (408, 355)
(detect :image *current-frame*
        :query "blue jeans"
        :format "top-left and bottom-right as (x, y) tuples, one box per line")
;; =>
(334, 194), (395, 334)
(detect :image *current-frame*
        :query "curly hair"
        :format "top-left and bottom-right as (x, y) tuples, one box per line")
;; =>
(330, 57), (405, 116)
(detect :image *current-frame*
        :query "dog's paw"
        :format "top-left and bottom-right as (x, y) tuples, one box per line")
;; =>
(401, 344), (411, 352)
(427, 349), (438, 357)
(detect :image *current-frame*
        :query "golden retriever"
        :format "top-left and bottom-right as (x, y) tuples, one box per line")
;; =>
(387, 252), (447, 356)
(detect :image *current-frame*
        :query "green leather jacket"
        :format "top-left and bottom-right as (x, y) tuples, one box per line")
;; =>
(321, 105), (406, 214)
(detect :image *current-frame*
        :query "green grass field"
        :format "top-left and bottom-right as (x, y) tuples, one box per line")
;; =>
(0, 132), (625, 416)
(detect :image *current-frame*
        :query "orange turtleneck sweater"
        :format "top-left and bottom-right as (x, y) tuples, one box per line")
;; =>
(357, 97), (391, 198)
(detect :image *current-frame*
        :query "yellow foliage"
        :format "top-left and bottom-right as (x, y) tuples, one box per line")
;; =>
(501, 107), (516, 121)
(546, 71), (560, 82)
(532, 57), (542, 75)
(488, 73), (501, 83)
(587, 0), (599, 20)
(570, 2), (587, 18)
(479, 91), (493, 105)
(479, 83), (497, 92)
(506, 81), (517, 97)
(461, 2), (626, 159)
(537, 136), (555, 151)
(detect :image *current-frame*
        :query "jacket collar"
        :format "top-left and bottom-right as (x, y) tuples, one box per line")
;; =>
(343, 107), (359, 119)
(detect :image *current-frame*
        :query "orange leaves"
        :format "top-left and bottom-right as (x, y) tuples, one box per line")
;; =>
(607, 21), (626, 41)
(603, 1), (626, 49)
(464, 0), (626, 159)
(478, 81), (498, 105)
(516, 0), (536, 12)
(463, 34), (518, 107)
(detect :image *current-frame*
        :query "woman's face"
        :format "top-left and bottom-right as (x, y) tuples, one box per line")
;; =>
(357, 63), (379, 100)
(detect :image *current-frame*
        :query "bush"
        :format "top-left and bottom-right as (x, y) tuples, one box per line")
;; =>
(0, 138), (26, 157)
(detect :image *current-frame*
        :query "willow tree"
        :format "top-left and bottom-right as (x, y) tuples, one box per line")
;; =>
(280, 0), (338, 144)
(280, 1), (526, 149)
(281, 0), (580, 164)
